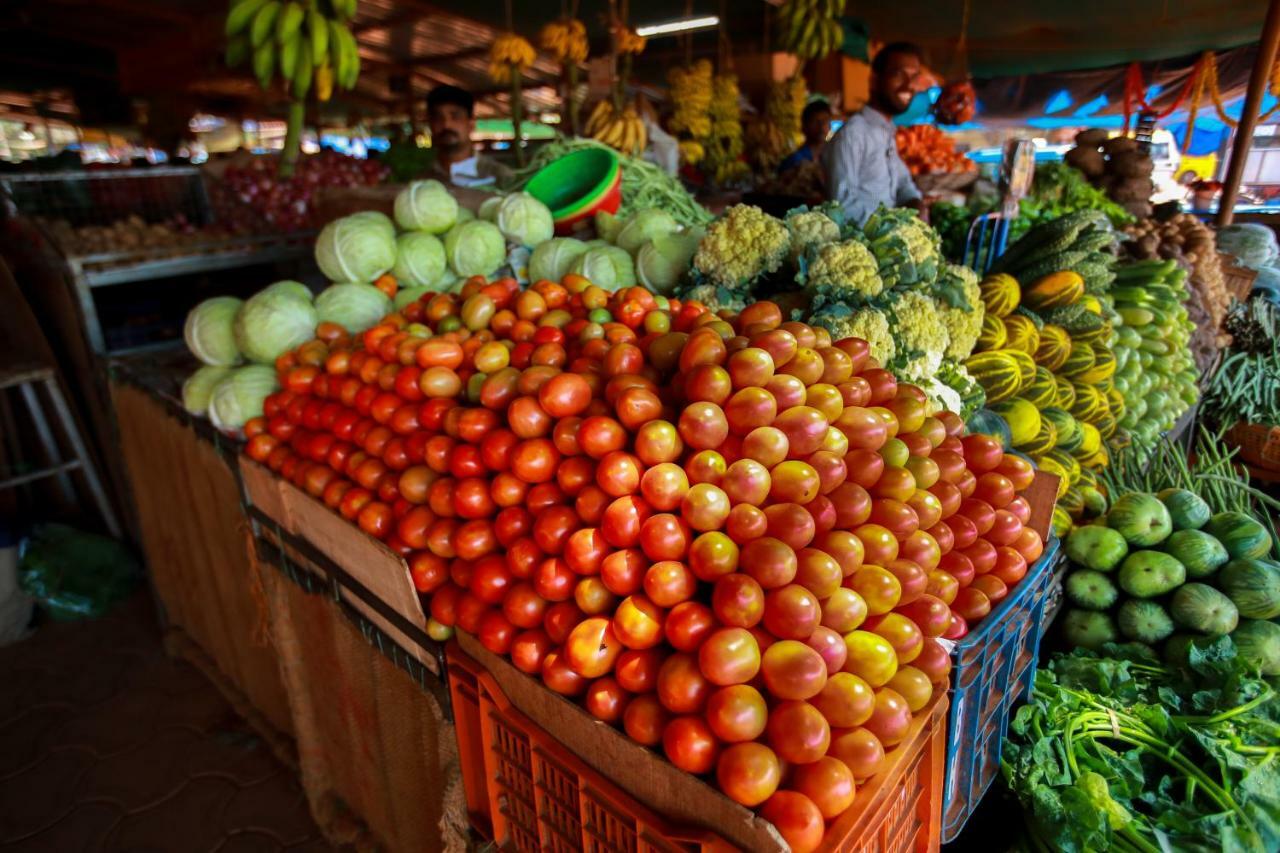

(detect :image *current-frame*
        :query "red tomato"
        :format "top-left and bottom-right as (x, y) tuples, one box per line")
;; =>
(1015, 527), (1044, 564)
(951, 587), (992, 622)
(962, 538), (998, 575)
(762, 584), (822, 640)
(914, 637), (952, 684)
(960, 434), (1004, 473)
(697, 627), (762, 686)
(991, 546), (1029, 586)
(657, 652), (713, 714)
(765, 700), (831, 765)
(612, 595), (666, 649)
(760, 640), (828, 701)
(971, 573), (1008, 603)
(478, 610), (516, 655)
(502, 581), (548, 629)
(790, 757), (856, 819)
(829, 727), (885, 781)
(949, 513), (979, 550)
(959, 498), (996, 536)
(716, 742), (781, 808)
(986, 509), (1024, 546)
(542, 651), (587, 696)
(584, 676), (630, 723)
(564, 616), (623, 678)
(863, 687), (913, 747)
(663, 715), (721, 774)
(510, 628), (552, 674)
(1007, 495), (1032, 524)
(623, 694), (671, 746)
(600, 547), (646, 596)
(711, 574), (765, 628)
(974, 472), (1016, 508)
(705, 684), (769, 743)
(615, 648), (663, 693)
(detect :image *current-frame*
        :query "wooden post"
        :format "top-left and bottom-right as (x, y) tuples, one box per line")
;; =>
(1217, 0), (1280, 226)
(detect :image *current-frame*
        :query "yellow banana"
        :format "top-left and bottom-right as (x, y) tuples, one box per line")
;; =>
(328, 20), (349, 84)
(316, 61), (334, 101)
(338, 26), (360, 88)
(250, 0), (281, 48)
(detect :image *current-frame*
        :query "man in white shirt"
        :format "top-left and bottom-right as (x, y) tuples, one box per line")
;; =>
(425, 85), (513, 189)
(822, 42), (924, 225)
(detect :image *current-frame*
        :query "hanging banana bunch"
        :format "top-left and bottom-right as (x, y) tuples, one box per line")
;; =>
(538, 19), (589, 135)
(747, 74), (808, 173)
(586, 23), (647, 156)
(704, 73), (749, 186)
(225, 0), (361, 177)
(667, 59), (713, 165)
(489, 33), (536, 166)
(775, 0), (846, 61)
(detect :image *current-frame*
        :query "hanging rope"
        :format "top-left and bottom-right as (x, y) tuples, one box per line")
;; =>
(1196, 50), (1280, 129)
(1122, 56), (1202, 134)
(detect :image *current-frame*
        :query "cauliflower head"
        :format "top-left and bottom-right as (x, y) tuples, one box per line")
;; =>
(862, 205), (942, 288)
(678, 283), (749, 316)
(809, 303), (895, 365)
(897, 357), (963, 416)
(802, 239), (884, 303)
(887, 290), (949, 366)
(692, 204), (790, 289)
(936, 264), (984, 360)
(786, 209), (841, 264)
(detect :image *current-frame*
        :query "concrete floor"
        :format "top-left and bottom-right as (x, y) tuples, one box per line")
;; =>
(0, 596), (332, 853)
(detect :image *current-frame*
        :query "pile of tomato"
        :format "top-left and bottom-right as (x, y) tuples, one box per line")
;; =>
(242, 274), (1045, 853)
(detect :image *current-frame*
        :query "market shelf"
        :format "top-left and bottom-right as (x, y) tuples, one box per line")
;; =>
(73, 235), (314, 288)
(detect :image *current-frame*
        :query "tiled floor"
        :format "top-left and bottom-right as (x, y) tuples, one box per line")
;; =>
(0, 596), (332, 853)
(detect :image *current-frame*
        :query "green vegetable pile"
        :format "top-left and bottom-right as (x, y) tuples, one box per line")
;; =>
(1203, 298), (1280, 427)
(1004, 639), (1280, 853)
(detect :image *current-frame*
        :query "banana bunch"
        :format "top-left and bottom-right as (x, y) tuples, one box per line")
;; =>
(538, 19), (588, 64)
(704, 74), (749, 185)
(775, 0), (846, 60)
(612, 24), (646, 55)
(585, 100), (647, 156)
(678, 139), (705, 166)
(667, 60), (713, 141)
(748, 74), (808, 171)
(489, 33), (537, 84)
(225, 0), (359, 100)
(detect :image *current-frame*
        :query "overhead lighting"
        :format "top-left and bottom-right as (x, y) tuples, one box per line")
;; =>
(635, 15), (719, 37)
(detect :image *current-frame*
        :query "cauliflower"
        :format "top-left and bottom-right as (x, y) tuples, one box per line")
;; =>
(692, 204), (790, 289)
(936, 263), (984, 360)
(808, 303), (895, 364)
(896, 358), (984, 418)
(936, 360), (986, 418)
(862, 205), (942, 289)
(801, 239), (884, 304)
(886, 290), (948, 367)
(786, 209), (841, 264)
(679, 283), (749, 316)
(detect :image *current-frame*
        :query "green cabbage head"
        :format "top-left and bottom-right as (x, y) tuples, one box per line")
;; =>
(529, 237), (589, 283)
(315, 214), (398, 283)
(184, 295), (243, 366)
(394, 179), (458, 234)
(208, 365), (279, 432)
(315, 283), (392, 333)
(496, 192), (554, 247)
(234, 283), (319, 364)
(392, 232), (447, 287)
(445, 219), (505, 278)
(570, 245), (636, 291)
(636, 231), (701, 294)
(182, 365), (233, 416)
(616, 209), (679, 255)
(394, 286), (433, 311)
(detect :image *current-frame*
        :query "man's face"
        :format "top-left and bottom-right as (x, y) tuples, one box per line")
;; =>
(428, 103), (471, 152)
(804, 110), (832, 146)
(875, 51), (921, 115)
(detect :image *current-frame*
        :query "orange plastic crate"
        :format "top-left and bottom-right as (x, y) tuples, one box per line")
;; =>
(448, 641), (947, 853)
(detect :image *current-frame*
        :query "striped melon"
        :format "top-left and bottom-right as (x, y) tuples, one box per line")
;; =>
(1074, 422), (1102, 458)
(1052, 506), (1073, 537)
(1016, 417), (1058, 456)
(1024, 271), (1085, 311)
(1094, 411), (1119, 440)
(1105, 387), (1127, 419)
(1076, 348), (1117, 383)
(964, 351), (1022, 403)
(1002, 314), (1042, 355)
(1022, 366), (1058, 410)
(1035, 324), (1072, 371)
(1082, 445), (1110, 470)
(979, 273), (1020, 318)
(1054, 376), (1077, 409)
(1081, 486), (1107, 517)
(1042, 407), (1081, 451)
(1004, 349), (1037, 387)
(1075, 319), (1113, 345)
(1032, 455), (1072, 498)
(1045, 448), (1082, 484)
(1097, 376), (1116, 397)
(1059, 486), (1085, 516)
(1077, 466), (1098, 491)
(976, 312), (1008, 351)
(1069, 383), (1107, 423)
(991, 397), (1042, 447)
(1079, 294), (1104, 315)
(1060, 341), (1096, 379)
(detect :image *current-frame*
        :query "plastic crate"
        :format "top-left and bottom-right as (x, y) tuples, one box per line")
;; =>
(941, 536), (1062, 842)
(448, 640), (948, 853)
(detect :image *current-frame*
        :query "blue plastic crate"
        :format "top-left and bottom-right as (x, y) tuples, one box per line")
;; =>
(941, 536), (1062, 842)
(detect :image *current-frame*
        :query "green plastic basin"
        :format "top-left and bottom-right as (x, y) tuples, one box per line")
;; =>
(524, 147), (622, 234)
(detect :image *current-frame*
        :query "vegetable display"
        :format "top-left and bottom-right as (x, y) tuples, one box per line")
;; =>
(1205, 298), (1280, 427)
(1004, 641), (1280, 853)
(895, 125), (975, 177)
(1064, 128), (1156, 219)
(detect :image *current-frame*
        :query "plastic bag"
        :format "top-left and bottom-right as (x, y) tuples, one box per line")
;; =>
(18, 524), (140, 621)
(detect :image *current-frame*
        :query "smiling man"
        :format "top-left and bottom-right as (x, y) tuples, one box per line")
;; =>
(822, 42), (924, 224)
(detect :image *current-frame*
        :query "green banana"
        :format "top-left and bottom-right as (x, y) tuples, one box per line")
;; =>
(293, 41), (313, 98)
(250, 0), (281, 48)
(253, 40), (277, 88)
(226, 0), (270, 36)
(279, 32), (301, 81)
(338, 26), (360, 88)
(226, 34), (251, 67)
(276, 1), (305, 43)
(328, 19), (349, 85)
(307, 7), (329, 59)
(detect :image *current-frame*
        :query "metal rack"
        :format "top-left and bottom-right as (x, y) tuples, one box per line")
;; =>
(1, 167), (316, 356)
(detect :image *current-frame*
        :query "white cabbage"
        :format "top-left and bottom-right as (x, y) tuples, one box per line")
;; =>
(444, 219), (505, 278)
(616, 209), (679, 255)
(393, 179), (458, 234)
(569, 245), (636, 291)
(233, 285), (319, 364)
(183, 296), (243, 366)
(315, 283), (392, 333)
(182, 365), (233, 416)
(529, 237), (590, 283)
(636, 231), (701, 294)
(207, 365), (280, 432)
(496, 192), (554, 247)
(315, 214), (398, 283)
(392, 232), (447, 287)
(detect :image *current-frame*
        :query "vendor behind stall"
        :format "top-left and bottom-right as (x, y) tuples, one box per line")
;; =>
(425, 85), (513, 188)
(778, 100), (833, 174)
(821, 42), (923, 224)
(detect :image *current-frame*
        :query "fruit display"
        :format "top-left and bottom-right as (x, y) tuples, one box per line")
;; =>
(539, 18), (590, 134)
(1063, 128), (1155, 218)
(703, 74), (749, 186)
(218, 150), (389, 232)
(895, 125), (975, 177)
(1123, 213), (1231, 371)
(667, 60), (714, 167)
(39, 214), (254, 260)
(586, 24), (648, 157)
(747, 76), (807, 174)
(224, 0), (360, 97)
(964, 212), (1124, 527)
(1107, 259), (1199, 453)
(774, 0), (847, 61)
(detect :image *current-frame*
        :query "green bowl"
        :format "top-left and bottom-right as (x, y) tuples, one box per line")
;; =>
(525, 148), (621, 233)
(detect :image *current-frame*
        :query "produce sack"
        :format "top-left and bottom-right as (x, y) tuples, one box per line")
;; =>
(18, 524), (140, 620)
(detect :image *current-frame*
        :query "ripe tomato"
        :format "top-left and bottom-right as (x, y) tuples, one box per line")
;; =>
(962, 538), (998, 575)
(716, 742), (781, 808)
(960, 434), (1004, 473)
(896, 594), (953, 639)
(705, 684), (768, 743)
(697, 627), (762, 686)
(543, 601), (585, 644)
(600, 496), (651, 549)
(510, 629), (553, 674)
(642, 560), (696, 607)
(537, 372), (592, 418)
(843, 629), (899, 687)
(678, 402), (729, 450)
(633, 420), (682, 467)
(502, 581), (548, 629)
(612, 595), (666, 649)
(639, 513), (692, 562)
(765, 700), (831, 764)
(974, 472), (1016, 508)
(763, 503), (816, 550)
(657, 652), (712, 714)
(533, 506), (579, 555)
(1015, 527), (1044, 564)
(760, 640), (828, 701)
(623, 693), (671, 746)
(996, 453), (1037, 491)
(663, 715), (721, 774)
(600, 547), (646, 596)
(585, 676), (630, 723)
(951, 587), (992, 623)
(848, 565), (902, 616)
(615, 647), (663, 693)
(564, 527), (609, 575)
(865, 612), (924, 664)
(541, 651), (587, 696)
(478, 611), (517, 655)
(790, 756), (856, 820)
(885, 558), (929, 605)
(640, 463), (689, 512)
(829, 727), (885, 781)
(613, 388), (663, 432)
(533, 557), (575, 602)
(564, 617), (623, 678)
(888, 665), (934, 713)
(1007, 495), (1032, 524)
(991, 545), (1030, 586)
(863, 687), (912, 747)
(986, 509), (1024, 546)
(761, 583), (821, 640)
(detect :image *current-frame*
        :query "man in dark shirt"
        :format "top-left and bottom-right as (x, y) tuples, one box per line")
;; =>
(424, 85), (512, 188)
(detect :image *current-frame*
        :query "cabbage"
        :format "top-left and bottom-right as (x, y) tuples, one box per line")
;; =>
(636, 231), (701, 294)
(258, 280), (313, 303)
(184, 296), (243, 366)
(570, 245), (636, 291)
(478, 195), (502, 221)
(437, 266), (463, 293)
(315, 214), (398, 283)
(182, 365), (233, 415)
(595, 209), (624, 242)
(616, 209), (679, 255)
(456, 206), (475, 224)
(394, 179), (458, 234)
(529, 237), (589, 283)
(234, 285), (320, 363)
(208, 365), (280, 432)
(496, 192), (554, 247)
(392, 232), (447, 287)
(315, 283), (392, 333)
(394, 286), (433, 311)
(445, 219), (506, 278)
